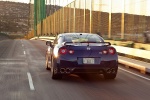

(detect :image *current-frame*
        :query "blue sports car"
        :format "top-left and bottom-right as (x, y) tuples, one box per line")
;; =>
(46, 33), (118, 80)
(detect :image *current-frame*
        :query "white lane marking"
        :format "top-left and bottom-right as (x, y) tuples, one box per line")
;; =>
(119, 67), (150, 81)
(27, 72), (35, 90)
(24, 51), (26, 55)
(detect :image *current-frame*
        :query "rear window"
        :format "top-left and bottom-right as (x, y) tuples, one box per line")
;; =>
(64, 34), (104, 43)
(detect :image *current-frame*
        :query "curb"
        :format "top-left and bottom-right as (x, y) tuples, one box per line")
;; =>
(118, 59), (150, 74)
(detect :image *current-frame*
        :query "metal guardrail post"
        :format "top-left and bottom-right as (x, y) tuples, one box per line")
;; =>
(90, 0), (92, 33)
(108, 0), (112, 39)
(34, 0), (37, 36)
(73, 1), (76, 32)
(83, 0), (86, 33)
(121, 0), (125, 39)
(63, 5), (64, 33)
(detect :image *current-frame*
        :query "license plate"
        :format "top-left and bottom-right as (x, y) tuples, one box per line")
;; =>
(83, 58), (95, 64)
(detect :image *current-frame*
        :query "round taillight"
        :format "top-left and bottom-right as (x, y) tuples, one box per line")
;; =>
(108, 47), (115, 55)
(68, 50), (74, 54)
(59, 48), (67, 54)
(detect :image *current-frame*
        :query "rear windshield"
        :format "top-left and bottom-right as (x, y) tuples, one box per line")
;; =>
(64, 34), (104, 43)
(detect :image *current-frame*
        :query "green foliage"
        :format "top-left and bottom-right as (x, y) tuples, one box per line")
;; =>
(114, 38), (126, 41)
(0, 32), (9, 36)
(8, 34), (24, 39)
(139, 47), (145, 50)
(0, 33), (10, 39)
(103, 37), (112, 40)
(124, 42), (134, 48)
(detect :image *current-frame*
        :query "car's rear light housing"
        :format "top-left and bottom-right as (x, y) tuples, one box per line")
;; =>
(108, 47), (116, 55)
(59, 48), (67, 54)
(102, 47), (116, 55)
(102, 50), (108, 54)
(59, 48), (74, 55)
(68, 50), (74, 54)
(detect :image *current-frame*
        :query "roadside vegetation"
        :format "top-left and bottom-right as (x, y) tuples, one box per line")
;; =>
(8, 34), (25, 39)
(0, 33), (24, 40)
(0, 33), (10, 40)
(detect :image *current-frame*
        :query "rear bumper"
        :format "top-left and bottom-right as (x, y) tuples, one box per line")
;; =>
(55, 60), (118, 74)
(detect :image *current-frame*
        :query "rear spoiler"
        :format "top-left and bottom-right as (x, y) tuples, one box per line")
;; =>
(62, 42), (111, 46)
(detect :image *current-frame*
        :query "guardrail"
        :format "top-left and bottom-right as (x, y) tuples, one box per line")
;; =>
(30, 36), (55, 42)
(105, 40), (150, 51)
(112, 45), (150, 60)
(30, 36), (150, 74)
(112, 45), (150, 74)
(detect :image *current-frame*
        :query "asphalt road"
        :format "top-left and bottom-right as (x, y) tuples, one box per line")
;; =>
(0, 39), (150, 100)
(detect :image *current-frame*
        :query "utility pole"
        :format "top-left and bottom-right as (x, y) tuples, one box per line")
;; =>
(34, 0), (37, 36)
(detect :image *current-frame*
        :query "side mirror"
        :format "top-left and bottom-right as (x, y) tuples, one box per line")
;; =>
(46, 41), (52, 46)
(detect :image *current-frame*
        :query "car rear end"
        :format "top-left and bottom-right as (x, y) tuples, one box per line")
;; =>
(52, 33), (118, 79)
(56, 43), (118, 76)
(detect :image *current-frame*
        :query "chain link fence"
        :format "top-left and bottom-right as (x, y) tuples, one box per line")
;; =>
(27, 0), (150, 43)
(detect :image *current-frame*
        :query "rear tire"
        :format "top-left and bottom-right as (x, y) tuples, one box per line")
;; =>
(51, 57), (62, 80)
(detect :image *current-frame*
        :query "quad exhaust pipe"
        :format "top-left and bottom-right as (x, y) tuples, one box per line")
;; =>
(60, 68), (71, 74)
(106, 68), (116, 74)
(60, 68), (65, 73)
(61, 68), (116, 74)
(66, 68), (71, 73)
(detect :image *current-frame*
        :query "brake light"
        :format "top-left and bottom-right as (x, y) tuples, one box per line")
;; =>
(108, 47), (116, 55)
(102, 48), (116, 55)
(68, 50), (74, 54)
(59, 48), (67, 54)
(59, 48), (74, 55)
(102, 50), (108, 54)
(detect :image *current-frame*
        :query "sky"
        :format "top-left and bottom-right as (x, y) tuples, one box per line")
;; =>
(46, 0), (74, 6)
(0, 0), (74, 6)
(0, 0), (30, 3)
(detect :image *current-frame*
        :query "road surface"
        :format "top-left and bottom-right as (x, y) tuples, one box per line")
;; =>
(0, 39), (150, 100)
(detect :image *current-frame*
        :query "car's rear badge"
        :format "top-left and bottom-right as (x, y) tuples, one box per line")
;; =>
(87, 47), (91, 50)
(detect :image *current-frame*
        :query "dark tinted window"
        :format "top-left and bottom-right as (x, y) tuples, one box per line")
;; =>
(64, 34), (104, 42)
